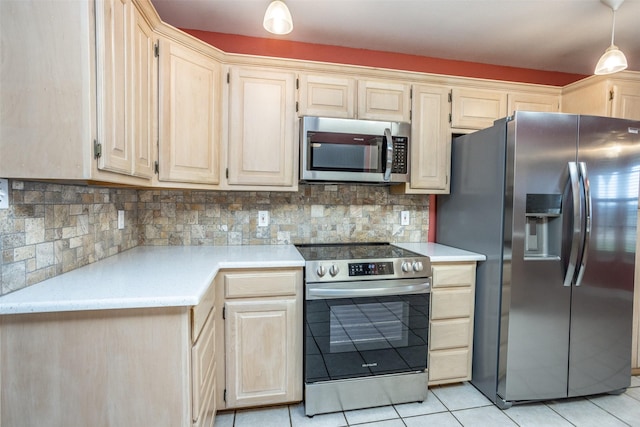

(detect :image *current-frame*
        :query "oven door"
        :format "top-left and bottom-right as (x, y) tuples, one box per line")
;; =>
(304, 278), (430, 384)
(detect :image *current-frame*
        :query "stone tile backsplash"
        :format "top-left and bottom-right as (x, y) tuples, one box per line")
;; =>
(0, 181), (139, 295)
(1, 180), (430, 295)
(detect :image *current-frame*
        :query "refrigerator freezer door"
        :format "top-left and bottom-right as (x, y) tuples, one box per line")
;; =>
(498, 112), (578, 402)
(568, 116), (640, 397)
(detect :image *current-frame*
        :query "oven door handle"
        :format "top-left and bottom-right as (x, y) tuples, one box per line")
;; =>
(306, 281), (430, 300)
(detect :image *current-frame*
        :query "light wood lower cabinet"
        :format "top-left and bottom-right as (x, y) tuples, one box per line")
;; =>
(0, 284), (216, 427)
(428, 262), (477, 385)
(217, 268), (303, 409)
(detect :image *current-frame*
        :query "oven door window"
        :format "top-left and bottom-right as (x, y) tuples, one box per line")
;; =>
(305, 294), (429, 383)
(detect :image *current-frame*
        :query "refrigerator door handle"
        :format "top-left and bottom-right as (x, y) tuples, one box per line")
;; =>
(564, 162), (582, 287)
(575, 162), (592, 286)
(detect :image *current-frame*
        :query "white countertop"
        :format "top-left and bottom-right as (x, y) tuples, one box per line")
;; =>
(0, 243), (484, 315)
(395, 242), (486, 262)
(0, 245), (304, 315)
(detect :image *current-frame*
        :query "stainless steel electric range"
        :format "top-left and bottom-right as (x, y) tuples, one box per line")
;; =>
(295, 242), (432, 416)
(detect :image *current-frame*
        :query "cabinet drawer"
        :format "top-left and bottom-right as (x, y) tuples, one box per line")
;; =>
(430, 318), (471, 350)
(429, 348), (470, 382)
(224, 269), (300, 299)
(432, 263), (475, 288)
(431, 288), (473, 320)
(192, 308), (216, 422)
(192, 280), (215, 343)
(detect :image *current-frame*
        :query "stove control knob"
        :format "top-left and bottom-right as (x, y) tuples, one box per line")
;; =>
(316, 265), (326, 277)
(402, 261), (413, 273)
(413, 261), (424, 272)
(329, 264), (340, 277)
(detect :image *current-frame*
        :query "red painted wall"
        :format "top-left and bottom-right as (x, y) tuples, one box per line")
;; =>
(183, 29), (586, 86)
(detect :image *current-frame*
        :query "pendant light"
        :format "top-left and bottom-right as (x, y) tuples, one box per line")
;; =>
(594, 0), (627, 75)
(263, 0), (293, 35)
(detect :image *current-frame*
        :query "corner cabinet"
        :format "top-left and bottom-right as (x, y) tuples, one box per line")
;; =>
(561, 71), (640, 120)
(0, 282), (217, 427)
(157, 37), (221, 185)
(298, 73), (411, 122)
(225, 66), (298, 190)
(428, 262), (477, 385)
(216, 268), (303, 409)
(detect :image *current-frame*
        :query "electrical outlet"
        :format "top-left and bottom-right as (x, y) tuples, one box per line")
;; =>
(117, 210), (125, 229)
(401, 210), (410, 226)
(258, 210), (269, 227)
(0, 178), (9, 209)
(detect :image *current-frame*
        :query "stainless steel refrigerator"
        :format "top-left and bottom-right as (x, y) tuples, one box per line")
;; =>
(436, 111), (640, 408)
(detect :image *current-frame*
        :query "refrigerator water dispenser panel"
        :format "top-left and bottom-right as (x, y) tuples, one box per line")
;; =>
(525, 194), (562, 260)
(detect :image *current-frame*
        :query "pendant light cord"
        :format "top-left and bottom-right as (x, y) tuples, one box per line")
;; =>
(610, 9), (616, 46)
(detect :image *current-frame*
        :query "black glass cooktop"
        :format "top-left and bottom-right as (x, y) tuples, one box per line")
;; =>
(295, 242), (421, 261)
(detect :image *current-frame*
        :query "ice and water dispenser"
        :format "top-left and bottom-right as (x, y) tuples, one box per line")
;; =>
(524, 194), (562, 259)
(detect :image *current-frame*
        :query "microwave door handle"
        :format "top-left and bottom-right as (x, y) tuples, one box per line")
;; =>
(384, 128), (393, 182)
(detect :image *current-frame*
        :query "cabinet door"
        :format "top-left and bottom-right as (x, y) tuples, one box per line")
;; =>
(358, 79), (411, 122)
(227, 67), (297, 187)
(451, 88), (507, 129)
(0, 1), (93, 179)
(225, 298), (300, 408)
(95, 0), (132, 175)
(408, 84), (451, 193)
(130, 7), (156, 178)
(507, 92), (559, 115)
(611, 82), (640, 120)
(298, 73), (356, 118)
(158, 39), (220, 184)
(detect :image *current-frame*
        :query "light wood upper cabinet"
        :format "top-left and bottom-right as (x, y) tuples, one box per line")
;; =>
(392, 84), (451, 194)
(95, 0), (131, 175)
(561, 72), (640, 120)
(298, 73), (410, 122)
(218, 268), (303, 409)
(450, 87), (507, 130)
(610, 81), (640, 120)
(96, 0), (156, 178)
(158, 38), (220, 185)
(0, 0), (153, 185)
(358, 79), (411, 122)
(507, 92), (559, 115)
(226, 66), (297, 188)
(131, 6), (157, 178)
(298, 73), (356, 118)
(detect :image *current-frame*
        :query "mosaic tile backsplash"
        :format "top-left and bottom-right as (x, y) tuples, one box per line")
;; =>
(0, 180), (430, 295)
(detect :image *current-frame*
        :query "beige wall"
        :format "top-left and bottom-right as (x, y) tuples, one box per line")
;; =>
(0, 180), (430, 295)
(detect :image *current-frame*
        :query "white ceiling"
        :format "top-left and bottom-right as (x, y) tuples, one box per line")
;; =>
(150, 0), (640, 76)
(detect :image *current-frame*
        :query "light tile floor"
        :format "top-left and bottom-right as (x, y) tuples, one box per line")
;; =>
(214, 376), (640, 427)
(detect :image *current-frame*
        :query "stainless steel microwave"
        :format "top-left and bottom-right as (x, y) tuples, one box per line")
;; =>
(300, 116), (411, 184)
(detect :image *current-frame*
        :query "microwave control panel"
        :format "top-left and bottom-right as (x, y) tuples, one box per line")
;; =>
(391, 138), (408, 174)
